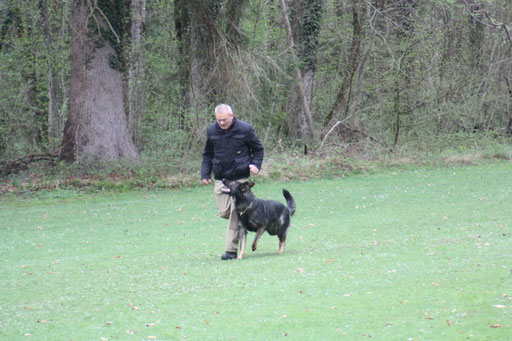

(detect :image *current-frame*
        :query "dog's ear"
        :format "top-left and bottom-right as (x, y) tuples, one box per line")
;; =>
(248, 181), (255, 188)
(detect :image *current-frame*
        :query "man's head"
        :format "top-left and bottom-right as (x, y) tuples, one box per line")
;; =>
(215, 104), (234, 130)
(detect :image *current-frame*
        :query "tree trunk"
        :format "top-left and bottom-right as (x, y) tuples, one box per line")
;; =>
(60, 0), (137, 163)
(39, 0), (64, 143)
(225, 0), (249, 45)
(324, 0), (365, 130)
(127, 0), (146, 146)
(174, 0), (223, 114)
(280, 0), (319, 140)
(175, 0), (250, 117)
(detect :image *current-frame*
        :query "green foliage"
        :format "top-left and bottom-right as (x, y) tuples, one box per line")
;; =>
(0, 1), (49, 155)
(1, 164), (511, 339)
(1, 0), (512, 174)
(0, 0), (70, 159)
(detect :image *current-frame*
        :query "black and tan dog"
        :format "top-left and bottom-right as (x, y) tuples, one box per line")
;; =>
(222, 179), (296, 260)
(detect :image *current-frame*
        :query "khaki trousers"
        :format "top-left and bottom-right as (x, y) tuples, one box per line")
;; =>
(214, 179), (247, 252)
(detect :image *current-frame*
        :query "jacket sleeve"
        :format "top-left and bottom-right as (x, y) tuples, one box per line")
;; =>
(247, 126), (264, 170)
(201, 134), (214, 180)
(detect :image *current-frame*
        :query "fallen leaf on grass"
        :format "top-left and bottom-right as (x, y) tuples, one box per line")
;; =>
(490, 324), (501, 328)
(279, 315), (287, 319)
(493, 305), (505, 309)
(296, 268), (304, 273)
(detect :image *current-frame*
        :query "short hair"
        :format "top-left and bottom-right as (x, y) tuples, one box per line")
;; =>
(215, 104), (233, 116)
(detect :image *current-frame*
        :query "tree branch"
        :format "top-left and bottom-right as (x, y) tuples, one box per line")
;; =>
(1, 152), (59, 176)
(321, 120), (393, 153)
(461, 0), (512, 50)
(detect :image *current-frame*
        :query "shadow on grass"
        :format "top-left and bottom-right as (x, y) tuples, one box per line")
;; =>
(208, 248), (301, 262)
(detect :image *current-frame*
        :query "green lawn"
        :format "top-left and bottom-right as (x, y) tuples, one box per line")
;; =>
(1, 162), (511, 340)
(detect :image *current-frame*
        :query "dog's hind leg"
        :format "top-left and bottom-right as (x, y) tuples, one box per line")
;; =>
(238, 228), (247, 260)
(252, 227), (265, 252)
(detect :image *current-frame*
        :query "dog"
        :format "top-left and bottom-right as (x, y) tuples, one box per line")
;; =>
(222, 179), (296, 260)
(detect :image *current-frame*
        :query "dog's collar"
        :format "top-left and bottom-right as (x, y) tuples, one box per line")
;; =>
(239, 202), (253, 216)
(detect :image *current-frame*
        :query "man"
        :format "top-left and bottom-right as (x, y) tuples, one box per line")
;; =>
(201, 104), (264, 260)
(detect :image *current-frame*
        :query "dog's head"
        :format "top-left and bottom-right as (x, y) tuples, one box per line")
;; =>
(221, 179), (255, 196)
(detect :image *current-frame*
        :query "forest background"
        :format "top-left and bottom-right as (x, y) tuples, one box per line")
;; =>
(1, 0), (511, 191)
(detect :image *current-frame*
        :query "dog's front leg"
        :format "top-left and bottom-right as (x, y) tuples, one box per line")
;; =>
(238, 227), (247, 260)
(278, 234), (286, 254)
(278, 240), (286, 254)
(252, 227), (265, 252)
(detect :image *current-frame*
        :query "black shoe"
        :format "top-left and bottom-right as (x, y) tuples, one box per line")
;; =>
(221, 251), (237, 260)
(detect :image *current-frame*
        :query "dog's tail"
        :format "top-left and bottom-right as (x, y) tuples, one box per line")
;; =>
(283, 189), (296, 216)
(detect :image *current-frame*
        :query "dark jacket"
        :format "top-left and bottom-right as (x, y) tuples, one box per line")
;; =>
(201, 117), (264, 181)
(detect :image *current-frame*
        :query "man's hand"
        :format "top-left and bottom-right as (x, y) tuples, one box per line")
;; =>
(202, 179), (212, 185)
(249, 164), (259, 175)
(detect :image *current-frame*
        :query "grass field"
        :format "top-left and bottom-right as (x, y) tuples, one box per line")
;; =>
(1, 162), (511, 340)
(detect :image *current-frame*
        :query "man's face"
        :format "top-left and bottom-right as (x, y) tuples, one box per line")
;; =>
(216, 110), (234, 130)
